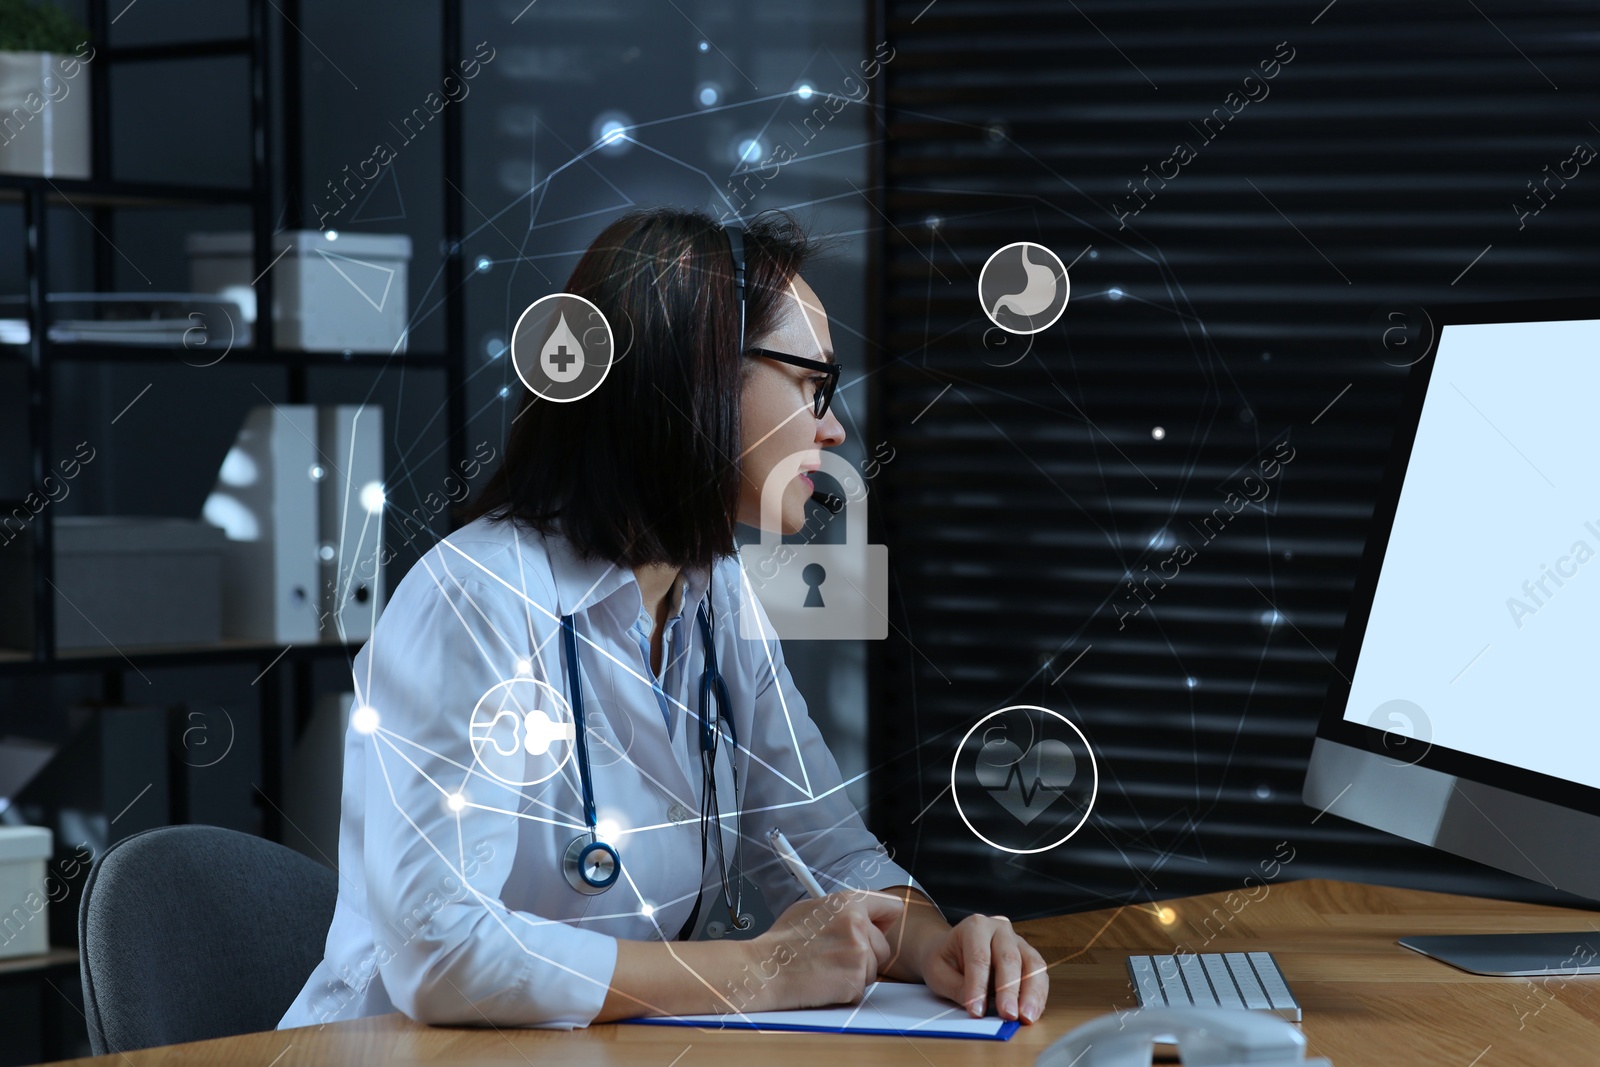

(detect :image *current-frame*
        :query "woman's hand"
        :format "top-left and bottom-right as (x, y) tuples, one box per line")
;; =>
(746, 891), (904, 1011)
(918, 914), (1049, 1023)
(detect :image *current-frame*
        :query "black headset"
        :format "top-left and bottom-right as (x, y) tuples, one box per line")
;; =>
(724, 220), (748, 354)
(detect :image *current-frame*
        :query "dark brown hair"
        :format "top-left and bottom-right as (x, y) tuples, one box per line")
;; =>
(462, 206), (820, 569)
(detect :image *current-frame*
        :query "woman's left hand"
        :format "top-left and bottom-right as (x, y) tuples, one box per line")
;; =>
(917, 914), (1049, 1023)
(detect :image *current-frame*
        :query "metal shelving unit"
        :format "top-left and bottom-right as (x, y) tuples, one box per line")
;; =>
(0, 3), (472, 1060)
(1, 0), (469, 845)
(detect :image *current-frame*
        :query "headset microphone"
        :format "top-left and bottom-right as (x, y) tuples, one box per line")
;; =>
(810, 490), (844, 514)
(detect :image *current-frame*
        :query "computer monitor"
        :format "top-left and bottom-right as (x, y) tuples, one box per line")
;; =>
(1303, 298), (1600, 976)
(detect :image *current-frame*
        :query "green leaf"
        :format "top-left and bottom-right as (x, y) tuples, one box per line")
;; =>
(0, 0), (89, 54)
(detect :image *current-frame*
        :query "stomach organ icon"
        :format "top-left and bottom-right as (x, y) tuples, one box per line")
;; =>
(992, 246), (1058, 318)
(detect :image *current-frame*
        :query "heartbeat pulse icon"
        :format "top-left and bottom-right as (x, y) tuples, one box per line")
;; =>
(975, 739), (1078, 826)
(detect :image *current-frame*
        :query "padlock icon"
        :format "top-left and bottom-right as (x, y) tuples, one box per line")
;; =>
(739, 451), (888, 640)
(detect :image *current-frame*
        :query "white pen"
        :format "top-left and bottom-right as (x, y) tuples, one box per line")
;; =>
(767, 827), (827, 899)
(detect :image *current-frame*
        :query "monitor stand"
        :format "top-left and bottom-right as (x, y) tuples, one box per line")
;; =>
(1400, 932), (1600, 976)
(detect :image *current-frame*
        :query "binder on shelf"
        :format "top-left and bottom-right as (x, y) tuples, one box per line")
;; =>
(202, 404), (322, 644)
(201, 403), (388, 645)
(317, 405), (385, 641)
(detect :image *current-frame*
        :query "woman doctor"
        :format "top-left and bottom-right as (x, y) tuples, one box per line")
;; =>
(278, 207), (1050, 1031)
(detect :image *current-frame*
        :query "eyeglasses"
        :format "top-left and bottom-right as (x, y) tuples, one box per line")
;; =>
(723, 223), (842, 422)
(746, 348), (842, 420)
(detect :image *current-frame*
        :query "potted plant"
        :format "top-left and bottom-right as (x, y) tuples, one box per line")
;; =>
(0, 0), (93, 179)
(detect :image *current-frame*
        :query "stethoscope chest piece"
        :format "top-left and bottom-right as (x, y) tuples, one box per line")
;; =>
(564, 835), (621, 894)
(555, 600), (742, 930)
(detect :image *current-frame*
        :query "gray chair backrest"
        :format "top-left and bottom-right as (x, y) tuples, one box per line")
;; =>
(78, 824), (338, 1055)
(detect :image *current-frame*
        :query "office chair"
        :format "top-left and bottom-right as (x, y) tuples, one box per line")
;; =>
(78, 824), (338, 1055)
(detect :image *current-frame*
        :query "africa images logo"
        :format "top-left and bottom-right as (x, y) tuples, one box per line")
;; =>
(979, 242), (1070, 335)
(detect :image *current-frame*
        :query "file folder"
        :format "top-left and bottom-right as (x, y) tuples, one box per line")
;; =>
(316, 405), (385, 641)
(202, 404), (321, 643)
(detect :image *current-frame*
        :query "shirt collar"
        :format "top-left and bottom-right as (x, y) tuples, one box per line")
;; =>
(648, 565), (714, 629)
(542, 528), (632, 616)
(675, 564), (714, 625)
(542, 526), (716, 621)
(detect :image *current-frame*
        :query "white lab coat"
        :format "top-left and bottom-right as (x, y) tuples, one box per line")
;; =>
(278, 514), (925, 1030)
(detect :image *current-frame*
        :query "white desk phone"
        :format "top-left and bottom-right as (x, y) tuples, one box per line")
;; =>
(1036, 1006), (1330, 1067)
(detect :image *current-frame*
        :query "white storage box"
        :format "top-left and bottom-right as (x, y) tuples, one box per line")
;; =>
(0, 517), (227, 651)
(0, 825), (52, 959)
(187, 230), (412, 354)
(65, 517), (224, 650)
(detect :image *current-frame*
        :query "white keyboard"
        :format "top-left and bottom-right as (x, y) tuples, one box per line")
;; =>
(1127, 951), (1302, 1022)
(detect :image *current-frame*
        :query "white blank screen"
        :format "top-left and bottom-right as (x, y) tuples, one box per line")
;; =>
(1341, 318), (1600, 789)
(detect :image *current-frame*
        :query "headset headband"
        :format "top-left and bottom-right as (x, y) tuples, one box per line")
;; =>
(723, 222), (747, 353)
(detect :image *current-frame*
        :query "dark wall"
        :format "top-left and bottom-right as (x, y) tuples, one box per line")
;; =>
(868, 0), (1600, 920)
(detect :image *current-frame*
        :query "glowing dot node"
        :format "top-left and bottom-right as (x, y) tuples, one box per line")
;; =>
(1157, 906), (1177, 925)
(592, 112), (634, 153)
(1151, 426), (1166, 440)
(515, 657), (532, 676)
(640, 903), (655, 917)
(447, 792), (466, 812)
(359, 481), (385, 514)
(352, 704), (380, 733)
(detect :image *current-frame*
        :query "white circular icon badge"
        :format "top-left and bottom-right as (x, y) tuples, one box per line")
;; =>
(950, 704), (1098, 855)
(468, 677), (576, 787)
(979, 242), (1070, 335)
(512, 293), (616, 403)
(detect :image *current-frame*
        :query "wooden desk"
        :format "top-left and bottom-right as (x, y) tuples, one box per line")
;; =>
(40, 879), (1600, 1066)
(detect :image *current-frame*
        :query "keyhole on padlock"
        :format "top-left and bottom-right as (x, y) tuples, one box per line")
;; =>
(802, 563), (826, 607)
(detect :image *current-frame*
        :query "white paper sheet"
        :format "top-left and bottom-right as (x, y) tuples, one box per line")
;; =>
(626, 981), (1018, 1040)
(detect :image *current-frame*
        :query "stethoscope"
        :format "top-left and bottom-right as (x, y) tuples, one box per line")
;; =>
(558, 595), (750, 935)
